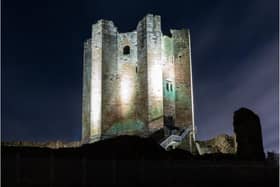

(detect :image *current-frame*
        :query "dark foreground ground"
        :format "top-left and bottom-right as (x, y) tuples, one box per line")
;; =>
(2, 136), (279, 187)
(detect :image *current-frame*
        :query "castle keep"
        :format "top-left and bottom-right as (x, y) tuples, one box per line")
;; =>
(82, 14), (195, 143)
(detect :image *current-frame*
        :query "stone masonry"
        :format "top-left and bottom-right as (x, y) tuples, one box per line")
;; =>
(82, 14), (195, 143)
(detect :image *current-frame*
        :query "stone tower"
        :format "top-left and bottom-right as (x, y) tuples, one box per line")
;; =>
(82, 14), (195, 143)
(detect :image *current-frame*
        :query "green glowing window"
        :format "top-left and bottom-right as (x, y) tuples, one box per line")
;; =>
(166, 81), (173, 92)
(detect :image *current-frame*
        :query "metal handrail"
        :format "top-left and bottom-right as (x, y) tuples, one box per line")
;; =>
(160, 127), (192, 150)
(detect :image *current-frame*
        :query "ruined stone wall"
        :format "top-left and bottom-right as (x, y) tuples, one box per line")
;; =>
(100, 20), (118, 137)
(103, 31), (145, 136)
(118, 32), (137, 120)
(82, 14), (194, 143)
(162, 36), (176, 117)
(233, 108), (265, 160)
(82, 22), (103, 143)
(146, 15), (164, 131)
(172, 29), (193, 128)
(136, 17), (149, 134)
(89, 22), (102, 141)
(94, 21), (149, 137)
(82, 39), (92, 142)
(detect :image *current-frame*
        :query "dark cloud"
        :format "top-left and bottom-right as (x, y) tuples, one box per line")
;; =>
(2, 0), (278, 152)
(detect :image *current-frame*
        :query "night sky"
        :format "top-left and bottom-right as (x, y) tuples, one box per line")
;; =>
(2, 0), (279, 152)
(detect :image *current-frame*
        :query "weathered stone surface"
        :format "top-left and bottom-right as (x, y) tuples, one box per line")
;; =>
(233, 107), (265, 160)
(82, 14), (194, 143)
(172, 30), (193, 128)
(195, 134), (236, 155)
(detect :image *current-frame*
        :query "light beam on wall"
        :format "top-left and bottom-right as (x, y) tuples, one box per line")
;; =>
(149, 62), (163, 98)
(90, 50), (102, 139)
(120, 76), (133, 103)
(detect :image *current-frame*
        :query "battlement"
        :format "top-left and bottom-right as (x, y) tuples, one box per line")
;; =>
(137, 14), (161, 32)
(83, 38), (91, 49)
(96, 19), (117, 32)
(170, 29), (189, 37)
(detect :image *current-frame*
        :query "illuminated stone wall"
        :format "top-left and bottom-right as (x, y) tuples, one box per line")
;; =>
(146, 15), (164, 131)
(162, 36), (176, 117)
(90, 22), (103, 142)
(136, 17), (149, 135)
(82, 14), (194, 143)
(101, 20), (119, 137)
(82, 38), (91, 142)
(172, 30), (193, 128)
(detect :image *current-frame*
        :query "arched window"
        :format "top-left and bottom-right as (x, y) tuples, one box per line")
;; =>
(123, 46), (130, 55)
